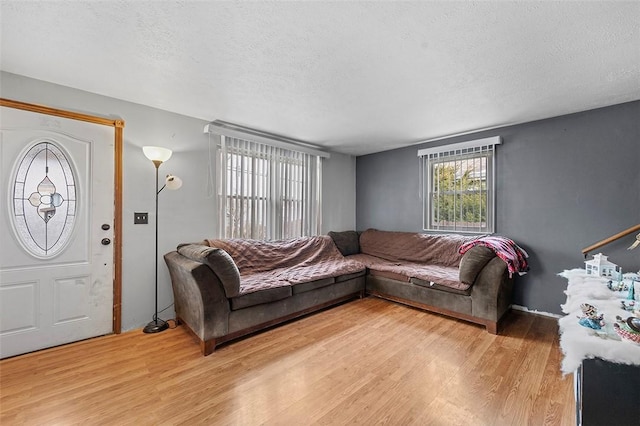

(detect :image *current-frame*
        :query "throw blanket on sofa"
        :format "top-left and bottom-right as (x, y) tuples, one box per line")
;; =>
(459, 236), (529, 278)
(205, 236), (365, 292)
(359, 229), (477, 267)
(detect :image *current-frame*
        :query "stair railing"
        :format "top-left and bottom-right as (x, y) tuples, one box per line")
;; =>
(582, 224), (640, 258)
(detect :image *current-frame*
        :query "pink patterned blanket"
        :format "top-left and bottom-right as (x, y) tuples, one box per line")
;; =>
(459, 236), (529, 278)
(205, 236), (365, 293)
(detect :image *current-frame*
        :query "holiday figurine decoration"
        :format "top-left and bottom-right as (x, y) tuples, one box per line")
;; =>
(621, 300), (636, 311)
(577, 303), (605, 330)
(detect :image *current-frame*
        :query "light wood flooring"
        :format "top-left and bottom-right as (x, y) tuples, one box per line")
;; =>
(0, 297), (574, 425)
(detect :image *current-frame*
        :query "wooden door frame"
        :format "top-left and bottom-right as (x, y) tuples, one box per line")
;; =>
(0, 98), (124, 333)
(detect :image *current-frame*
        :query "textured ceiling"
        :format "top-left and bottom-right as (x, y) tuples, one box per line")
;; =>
(1, 1), (639, 156)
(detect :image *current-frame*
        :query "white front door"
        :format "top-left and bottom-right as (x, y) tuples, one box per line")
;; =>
(0, 105), (115, 358)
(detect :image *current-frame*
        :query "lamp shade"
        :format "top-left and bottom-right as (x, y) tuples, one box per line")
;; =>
(143, 146), (172, 163)
(165, 174), (183, 190)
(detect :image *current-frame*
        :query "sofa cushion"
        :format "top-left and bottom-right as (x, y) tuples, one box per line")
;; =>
(459, 246), (496, 285)
(328, 230), (360, 256)
(410, 278), (471, 295)
(281, 259), (366, 284)
(230, 286), (292, 310)
(291, 277), (335, 295)
(369, 269), (411, 282)
(230, 275), (292, 310)
(348, 253), (470, 291)
(367, 275), (473, 316)
(177, 244), (241, 298)
(335, 270), (366, 283)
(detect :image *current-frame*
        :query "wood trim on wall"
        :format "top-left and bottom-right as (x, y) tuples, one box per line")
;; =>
(113, 124), (124, 333)
(0, 98), (125, 334)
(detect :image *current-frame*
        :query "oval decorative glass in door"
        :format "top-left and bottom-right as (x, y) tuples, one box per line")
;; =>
(11, 140), (77, 258)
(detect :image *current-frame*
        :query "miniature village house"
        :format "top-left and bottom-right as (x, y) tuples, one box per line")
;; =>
(585, 253), (621, 278)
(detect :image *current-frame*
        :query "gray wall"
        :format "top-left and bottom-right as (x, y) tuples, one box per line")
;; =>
(357, 101), (640, 314)
(322, 152), (357, 233)
(1, 71), (357, 330)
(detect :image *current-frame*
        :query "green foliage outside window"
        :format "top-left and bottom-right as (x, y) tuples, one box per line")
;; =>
(431, 161), (487, 230)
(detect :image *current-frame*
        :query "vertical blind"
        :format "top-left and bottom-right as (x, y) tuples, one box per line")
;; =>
(217, 136), (322, 240)
(418, 136), (501, 233)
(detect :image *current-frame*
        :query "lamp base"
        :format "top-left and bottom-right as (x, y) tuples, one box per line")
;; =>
(143, 318), (169, 334)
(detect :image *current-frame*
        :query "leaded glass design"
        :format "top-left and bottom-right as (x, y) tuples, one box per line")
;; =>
(11, 141), (77, 258)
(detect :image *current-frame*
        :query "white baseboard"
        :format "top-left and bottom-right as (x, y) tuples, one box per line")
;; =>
(511, 304), (562, 319)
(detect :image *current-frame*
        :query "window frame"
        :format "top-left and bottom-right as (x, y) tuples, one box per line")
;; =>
(217, 135), (322, 240)
(418, 136), (501, 234)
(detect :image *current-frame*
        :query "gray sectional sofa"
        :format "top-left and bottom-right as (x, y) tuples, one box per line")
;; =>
(164, 229), (515, 356)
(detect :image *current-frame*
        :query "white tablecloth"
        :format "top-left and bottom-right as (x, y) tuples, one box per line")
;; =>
(558, 269), (640, 374)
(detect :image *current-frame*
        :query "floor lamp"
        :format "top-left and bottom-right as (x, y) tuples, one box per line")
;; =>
(142, 146), (182, 333)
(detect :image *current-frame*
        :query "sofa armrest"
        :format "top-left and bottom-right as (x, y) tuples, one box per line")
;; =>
(164, 251), (230, 342)
(459, 246), (496, 284)
(177, 243), (241, 298)
(470, 256), (513, 322)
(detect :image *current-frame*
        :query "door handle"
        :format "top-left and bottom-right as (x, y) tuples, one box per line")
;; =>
(101, 238), (111, 246)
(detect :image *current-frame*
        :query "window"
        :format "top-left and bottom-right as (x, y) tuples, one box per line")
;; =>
(217, 136), (322, 240)
(418, 136), (501, 233)
(11, 140), (78, 258)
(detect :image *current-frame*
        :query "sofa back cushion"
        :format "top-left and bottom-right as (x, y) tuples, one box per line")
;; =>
(359, 229), (477, 267)
(177, 244), (241, 298)
(328, 230), (360, 256)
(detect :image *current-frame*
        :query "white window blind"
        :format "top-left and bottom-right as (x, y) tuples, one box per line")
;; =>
(418, 136), (501, 233)
(217, 136), (322, 240)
